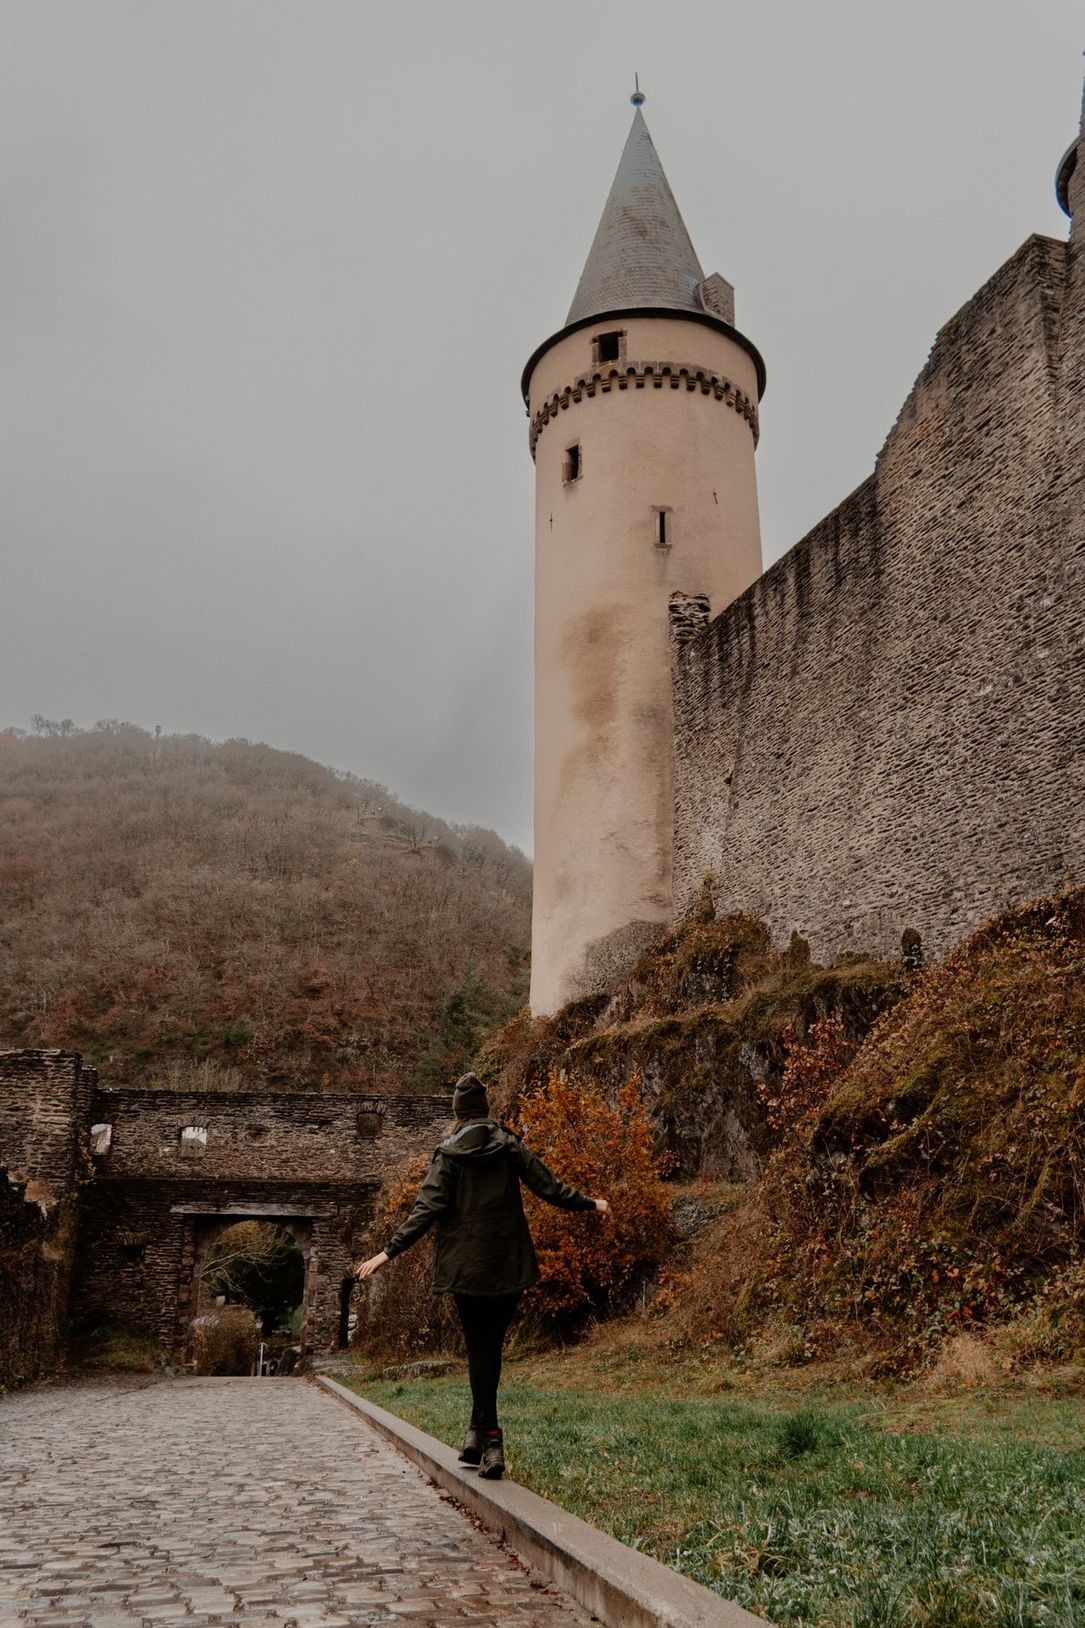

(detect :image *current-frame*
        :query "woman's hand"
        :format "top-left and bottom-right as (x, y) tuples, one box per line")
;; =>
(353, 1251), (389, 1281)
(593, 1198), (610, 1215)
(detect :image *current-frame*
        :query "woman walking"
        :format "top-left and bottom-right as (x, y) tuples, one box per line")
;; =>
(354, 1073), (609, 1480)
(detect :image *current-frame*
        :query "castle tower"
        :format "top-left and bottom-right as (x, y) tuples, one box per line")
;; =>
(524, 95), (766, 1014)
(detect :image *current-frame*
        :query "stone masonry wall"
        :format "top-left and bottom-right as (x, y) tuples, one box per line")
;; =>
(0, 1172), (82, 1389)
(0, 1053), (455, 1364)
(0, 1049), (95, 1195)
(74, 1178), (382, 1355)
(672, 232), (1084, 962)
(85, 1087), (451, 1184)
(74, 1086), (454, 1356)
(0, 1050), (96, 1385)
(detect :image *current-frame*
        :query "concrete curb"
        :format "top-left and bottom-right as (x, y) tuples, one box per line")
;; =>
(317, 1375), (772, 1628)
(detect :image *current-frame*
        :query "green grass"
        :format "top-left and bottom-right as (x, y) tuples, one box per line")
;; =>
(352, 1370), (1085, 1628)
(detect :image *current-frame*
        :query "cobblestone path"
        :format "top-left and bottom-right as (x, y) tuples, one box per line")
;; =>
(0, 1378), (594, 1628)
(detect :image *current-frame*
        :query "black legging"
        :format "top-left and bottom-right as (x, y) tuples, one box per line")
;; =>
(452, 1291), (522, 1432)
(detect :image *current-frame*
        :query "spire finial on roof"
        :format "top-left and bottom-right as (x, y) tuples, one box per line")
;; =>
(631, 74), (645, 108)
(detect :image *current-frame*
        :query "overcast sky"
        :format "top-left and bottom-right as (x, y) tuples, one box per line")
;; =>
(1, 2), (1080, 852)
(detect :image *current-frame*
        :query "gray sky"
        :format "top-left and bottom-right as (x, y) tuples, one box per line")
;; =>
(1, 1), (1080, 852)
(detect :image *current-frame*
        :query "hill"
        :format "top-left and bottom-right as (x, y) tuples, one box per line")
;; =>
(0, 720), (531, 1090)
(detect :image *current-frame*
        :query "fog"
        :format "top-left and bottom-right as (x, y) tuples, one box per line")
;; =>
(1, 0), (1079, 851)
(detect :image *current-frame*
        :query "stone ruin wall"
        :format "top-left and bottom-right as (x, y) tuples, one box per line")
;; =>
(87, 1086), (450, 1185)
(77, 1085), (454, 1354)
(671, 231), (1084, 964)
(0, 1051), (454, 1375)
(0, 1050), (95, 1387)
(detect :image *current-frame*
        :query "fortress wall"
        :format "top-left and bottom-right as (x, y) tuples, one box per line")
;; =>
(74, 1087), (453, 1352)
(86, 1087), (453, 1183)
(0, 1049), (94, 1194)
(0, 1053), (455, 1362)
(673, 234), (1084, 962)
(1063, 110), (1085, 637)
(73, 1179), (384, 1351)
(0, 1050), (96, 1385)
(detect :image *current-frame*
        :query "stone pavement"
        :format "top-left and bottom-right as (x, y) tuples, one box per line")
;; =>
(0, 1377), (596, 1627)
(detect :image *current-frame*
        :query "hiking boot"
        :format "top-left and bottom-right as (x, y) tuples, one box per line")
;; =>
(478, 1429), (505, 1480)
(457, 1426), (482, 1466)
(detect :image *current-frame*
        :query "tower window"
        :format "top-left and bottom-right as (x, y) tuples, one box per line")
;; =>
(653, 506), (673, 548)
(593, 330), (626, 366)
(563, 443), (582, 483)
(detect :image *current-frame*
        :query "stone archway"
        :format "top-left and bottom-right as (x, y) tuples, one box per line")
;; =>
(173, 1206), (326, 1362)
(195, 1217), (309, 1357)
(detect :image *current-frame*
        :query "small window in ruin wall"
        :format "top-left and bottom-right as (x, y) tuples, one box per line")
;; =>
(90, 1123), (113, 1157)
(562, 443), (582, 484)
(179, 1125), (208, 1158)
(356, 1111), (383, 1140)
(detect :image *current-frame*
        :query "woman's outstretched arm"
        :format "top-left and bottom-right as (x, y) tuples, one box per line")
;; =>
(514, 1141), (609, 1213)
(354, 1153), (458, 1279)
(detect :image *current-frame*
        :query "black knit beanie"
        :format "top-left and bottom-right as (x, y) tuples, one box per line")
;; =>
(452, 1072), (489, 1120)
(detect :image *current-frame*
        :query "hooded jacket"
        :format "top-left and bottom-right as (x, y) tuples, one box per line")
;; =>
(383, 1120), (596, 1296)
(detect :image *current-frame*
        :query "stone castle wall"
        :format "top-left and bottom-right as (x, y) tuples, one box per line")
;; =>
(0, 1050), (95, 1386)
(672, 232), (1084, 962)
(0, 1049), (95, 1193)
(86, 1087), (451, 1184)
(76, 1086), (454, 1355)
(0, 1051), (454, 1369)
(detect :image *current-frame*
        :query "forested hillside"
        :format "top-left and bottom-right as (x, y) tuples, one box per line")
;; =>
(0, 721), (530, 1090)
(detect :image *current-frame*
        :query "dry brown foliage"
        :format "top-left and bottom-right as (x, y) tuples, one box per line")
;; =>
(668, 890), (1085, 1372)
(0, 723), (529, 1088)
(352, 1151), (462, 1361)
(516, 1075), (673, 1325)
(190, 1305), (259, 1375)
(481, 909), (906, 1179)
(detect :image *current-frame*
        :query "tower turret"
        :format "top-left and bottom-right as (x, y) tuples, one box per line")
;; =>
(524, 96), (766, 1014)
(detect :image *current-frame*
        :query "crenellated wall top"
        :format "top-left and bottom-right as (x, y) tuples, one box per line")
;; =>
(528, 359), (759, 457)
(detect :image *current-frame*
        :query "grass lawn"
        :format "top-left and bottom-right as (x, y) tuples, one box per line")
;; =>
(350, 1346), (1085, 1628)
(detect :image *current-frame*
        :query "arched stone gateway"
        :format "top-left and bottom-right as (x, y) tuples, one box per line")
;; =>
(180, 1211), (314, 1358)
(0, 1050), (452, 1372)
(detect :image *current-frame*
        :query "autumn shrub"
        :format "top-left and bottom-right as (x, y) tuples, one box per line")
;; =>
(759, 1012), (855, 1137)
(516, 1075), (673, 1327)
(190, 1305), (260, 1376)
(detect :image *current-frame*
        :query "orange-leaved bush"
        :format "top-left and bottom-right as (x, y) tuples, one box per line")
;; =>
(516, 1074), (673, 1324)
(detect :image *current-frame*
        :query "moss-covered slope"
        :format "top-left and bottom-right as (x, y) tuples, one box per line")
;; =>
(479, 893), (908, 1180)
(480, 886), (1085, 1373)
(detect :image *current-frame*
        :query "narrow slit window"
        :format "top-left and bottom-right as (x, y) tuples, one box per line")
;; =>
(563, 443), (582, 483)
(654, 506), (672, 548)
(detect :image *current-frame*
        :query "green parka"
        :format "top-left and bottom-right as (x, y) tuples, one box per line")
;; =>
(383, 1120), (596, 1296)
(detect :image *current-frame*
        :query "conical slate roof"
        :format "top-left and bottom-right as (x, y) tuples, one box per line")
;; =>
(566, 109), (705, 325)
